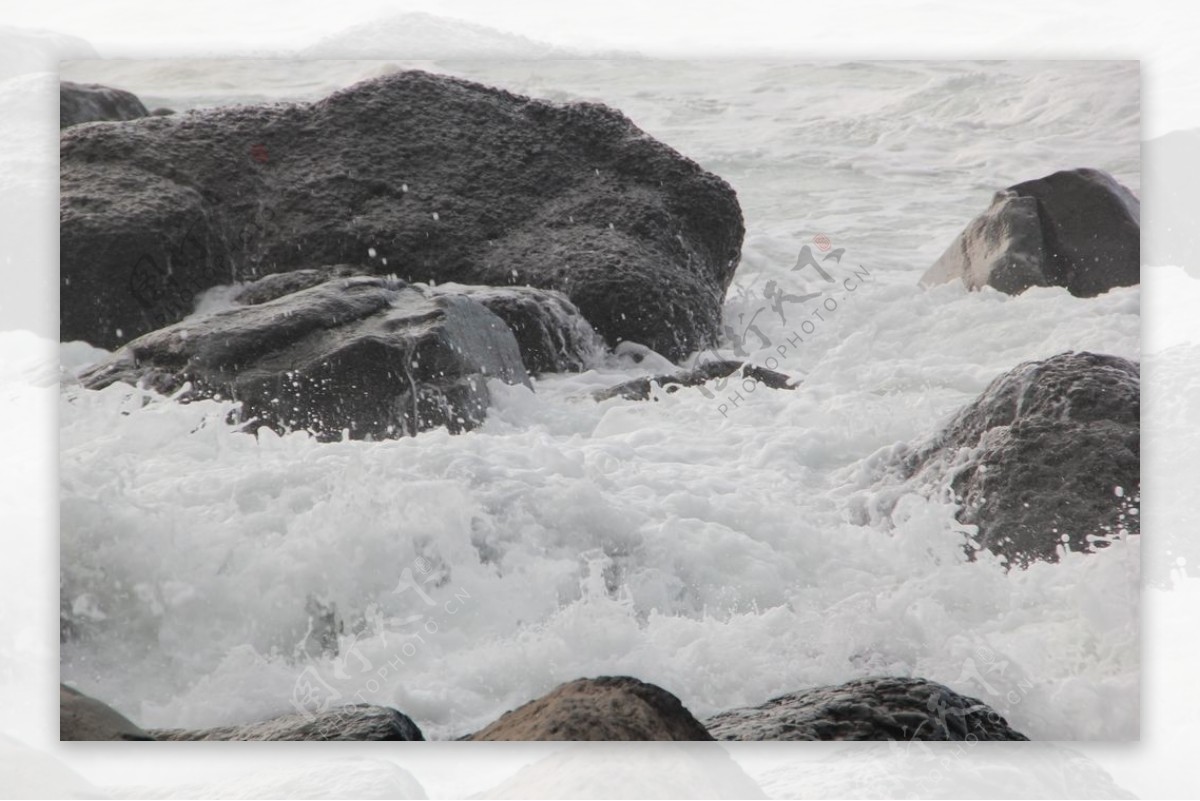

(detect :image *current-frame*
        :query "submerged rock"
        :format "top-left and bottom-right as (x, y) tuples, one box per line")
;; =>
(704, 677), (1028, 741)
(467, 676), (714, 741)
(59, 80), (148, 128)
(60, 684), (154, 741)
(150, 705), (423, 741)
(922, 168), (1140, 297)
(80, 275), (530, 440)
(60, 70), (744, 358)
(593, 359), (797, 401)
(905, 351), (1140, 567)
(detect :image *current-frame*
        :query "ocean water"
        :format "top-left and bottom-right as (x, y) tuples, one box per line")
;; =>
(55, 59), (1140, 740)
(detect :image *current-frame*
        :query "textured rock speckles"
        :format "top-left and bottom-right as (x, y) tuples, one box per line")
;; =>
(704, 676), (1029, 741)
(904, 351), (1140, 566)
(60, 70), (744, 359)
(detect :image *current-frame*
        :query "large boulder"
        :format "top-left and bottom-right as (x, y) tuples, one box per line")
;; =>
(704, 677), (1028, 741)
(60, 684), (154, 741)
(59, 70), (745, 359)
(149, 704), (423, 741)
(80, 275), (531, 440)
(60, 80), (148, 128)
(922, 168), (1140, 297)
(904, 351), (1140, 567)
(467, 676), (714, 741)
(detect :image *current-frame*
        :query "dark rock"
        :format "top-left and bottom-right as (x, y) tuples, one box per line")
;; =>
(232, 269), (601, 374)
(80, 275), (530, 440)
(149, 704), (423, 741)
(467, 676), (714, 741)
(59, 80), (148, 128)
(922, 168), (1140, 297)
(231, 265), (367, 306)
(59, 70), (744, 358)
(704, 677), (1028, 741)
(594, 359), (797, 401)
(60, 684), (154, 741)
(429, 283), (602, 374)
(149, 107), (176, 116)
(905, 351), (1139, 567)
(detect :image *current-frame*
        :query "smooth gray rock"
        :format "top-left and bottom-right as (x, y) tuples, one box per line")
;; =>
(60, 80), (148, 128)
(923, 168), (1140, 297)
(59, 70), (744, 359)
(232, 269), (602, 374)
(905, 351), (1140, 567)
(467, 676), (715, 741)
(60, 684), (154, 741)
(594, 359), (798, 401)
(429, 283), (602, 374)
(80, 275), (530, 440)
(149, 704), (423, 741)
(704, 677), (1028, 741)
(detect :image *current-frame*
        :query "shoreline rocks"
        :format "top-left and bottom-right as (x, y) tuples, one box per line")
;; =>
(466, 676), (715, 741)
(60, 80), (149, 128)
(904, 351), (1140, 566)
(80, 275), (531, 440)
(60, 684), (153, 741)
(60, 70), (744, 359)
(63, 674), (1028, 742)
(150, 704), (424, 741)
(922, 168), (1140, 297)
(704, 676), (1029, 741)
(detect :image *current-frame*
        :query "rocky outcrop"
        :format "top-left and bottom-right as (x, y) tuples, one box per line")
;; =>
(59, 70), (744, 358)
(704, 677), (1028, 741)
(59, 80), (148, 128)
(922, 168), (1140, 297)
(905, 351), (1140, 567)
(80, 275), (530, 440)
(60, 684), (154, 741)
(467, 676), (714, 741)
(594, 359), (798, 401)
(149, 704), (423, 741)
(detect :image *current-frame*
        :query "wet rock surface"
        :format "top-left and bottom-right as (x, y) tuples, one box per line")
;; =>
(704, 676), (1029, 741)
(467, 676), (715, 741)
(80, 276), (530, 440)
(922, 168), (1140, 297)
(60, 80), (148, 128)
(594, 359), (798, 401)
(60, 684), (154, 741)
(150, 704), (423, 741)
(60, 70), (744, 358)
(905, 351), (1140, 566)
